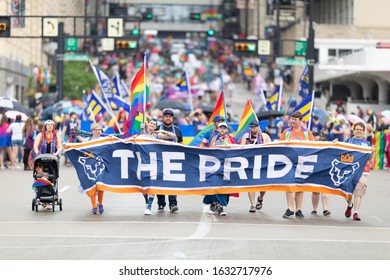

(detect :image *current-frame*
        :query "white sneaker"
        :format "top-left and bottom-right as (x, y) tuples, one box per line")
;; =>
(0, 166), (7, 170)
(144, 208), (152, 215)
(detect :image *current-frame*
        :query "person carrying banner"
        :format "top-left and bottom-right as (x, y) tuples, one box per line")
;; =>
(200, 115), (225, 147)
(240, 120), (271, 213)
(311, 130), (331, 216)
(75, 123), (105, 215)
(156, 109), (183, 212)
(135, 118), (176, 215)
(342, 122), (375, 221)
(280, 111), (314, 219)
(203, 122), (236, 216)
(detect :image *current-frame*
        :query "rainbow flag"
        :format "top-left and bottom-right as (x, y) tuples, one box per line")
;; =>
(124, 59), (149, 136)
(235, 100), (258, 143)
(373, 131), (385, 169)
(32, 178), (53, 189)
(189, 91), (226, 146)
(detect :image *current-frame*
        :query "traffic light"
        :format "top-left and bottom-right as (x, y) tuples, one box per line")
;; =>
(116, 40), (137, 51)
(207, 29), (215, 36)
(190, 13), (201, 20)
(234, 40), (258, 55)
(0, 16), (11, 37)
(132, 26), (139, 35)
(142, 12), (153, 20)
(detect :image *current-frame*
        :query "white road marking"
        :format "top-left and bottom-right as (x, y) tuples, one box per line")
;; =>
(59, 185), (71, 192)
(185, 205), (214, 239)
(372, 215), (384, 222)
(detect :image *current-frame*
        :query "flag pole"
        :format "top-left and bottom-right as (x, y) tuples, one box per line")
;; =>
(185, 70), (194, 112)
(89, 60), (122, 134)
(220, 73), (228, 121)
(277, 80), (284, 111)
(143, 52), (147, 125)
(283, 65), (307, 115)
(308, 90), (315, 129)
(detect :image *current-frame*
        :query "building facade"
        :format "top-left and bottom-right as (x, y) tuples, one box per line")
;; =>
(0, 0), (85, 104)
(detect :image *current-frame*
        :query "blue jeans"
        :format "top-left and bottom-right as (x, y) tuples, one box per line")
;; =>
(157, 195), (177, 207)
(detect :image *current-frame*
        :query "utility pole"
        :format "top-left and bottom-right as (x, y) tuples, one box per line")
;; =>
(245, 0), (249, 37)
(275, 0), (281, 58)
(56, 22), (65, 102)
(307, 0), (315, 95)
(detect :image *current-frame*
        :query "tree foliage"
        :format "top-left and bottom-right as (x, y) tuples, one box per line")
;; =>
(63, 61), (97, 100)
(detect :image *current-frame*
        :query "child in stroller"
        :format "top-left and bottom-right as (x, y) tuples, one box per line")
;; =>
(31, 154), (63, 212)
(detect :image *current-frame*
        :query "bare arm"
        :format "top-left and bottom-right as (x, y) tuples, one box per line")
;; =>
(157, 130), (176, 140)
(54, 137), (63, 156)
(33, 133), (42, 154)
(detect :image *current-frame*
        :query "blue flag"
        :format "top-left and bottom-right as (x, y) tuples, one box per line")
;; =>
(266, 82), (283, 111)
(91, 64), (113, 98)
(111, 73), (123, 97)
(299, 65), (309, 99)
(290, 91), (315, 126)
(106, 95), (130, 112)
(82, 90), (107, 121)
(176, 72), (189, 92)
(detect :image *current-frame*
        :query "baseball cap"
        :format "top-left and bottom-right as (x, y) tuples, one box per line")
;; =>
(249, 120), (259, 127)
(213, 115), (225, 122)
(163, 109), (174, 116)
(218, 122), (228, 128)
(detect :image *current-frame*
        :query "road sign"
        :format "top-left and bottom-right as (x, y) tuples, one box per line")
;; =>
(275, 57), (307, 65)
(295, 40), (307, 56)
(257, 40), (271, 55)
(101, 38), (115, 51)
(42, 17), (58, 37)
(107, 18), (123, 37)
(65, 38), (78, 51)
(64, 54), (90, 61)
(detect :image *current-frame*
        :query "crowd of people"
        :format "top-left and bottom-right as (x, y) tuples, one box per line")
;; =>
(0, 94), (387, 221)
(1, 39), (388, 220)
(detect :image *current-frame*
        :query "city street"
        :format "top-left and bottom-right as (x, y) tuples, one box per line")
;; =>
(0, 162), (389, 260)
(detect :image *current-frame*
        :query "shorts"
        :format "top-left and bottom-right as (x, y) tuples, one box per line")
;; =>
(12, 140), (23, 147)
(353, 174), (368, 197)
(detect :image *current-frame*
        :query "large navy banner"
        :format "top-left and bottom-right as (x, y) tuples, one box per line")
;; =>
(64, 138), (372, 199)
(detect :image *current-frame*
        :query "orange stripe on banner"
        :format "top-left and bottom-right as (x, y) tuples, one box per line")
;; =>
(96, 183), (351, 200)
(264, 141), (372, 152)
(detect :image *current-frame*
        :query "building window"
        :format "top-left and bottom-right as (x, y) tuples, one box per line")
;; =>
(10, 0), (25, 28)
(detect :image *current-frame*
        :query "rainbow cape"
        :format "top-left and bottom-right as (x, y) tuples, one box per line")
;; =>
(235, 100), (258, 143)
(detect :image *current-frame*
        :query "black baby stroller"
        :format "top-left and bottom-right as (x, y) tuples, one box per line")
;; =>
(31, 154), (63, 212)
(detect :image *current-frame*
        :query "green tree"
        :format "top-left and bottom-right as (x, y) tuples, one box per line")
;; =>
(62, 61), (98, 100)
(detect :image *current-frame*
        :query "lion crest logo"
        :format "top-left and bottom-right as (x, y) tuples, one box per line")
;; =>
(329, 159), (359, 186)
(78, 155), (105, 181)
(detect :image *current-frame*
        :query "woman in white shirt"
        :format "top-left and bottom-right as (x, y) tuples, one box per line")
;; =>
(9, 115), (25, 169)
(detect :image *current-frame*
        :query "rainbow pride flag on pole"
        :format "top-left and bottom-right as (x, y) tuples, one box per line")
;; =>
(124, 55), (149, 136)
(189, 91), (227, 146)
(235, 100), (258, 143)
